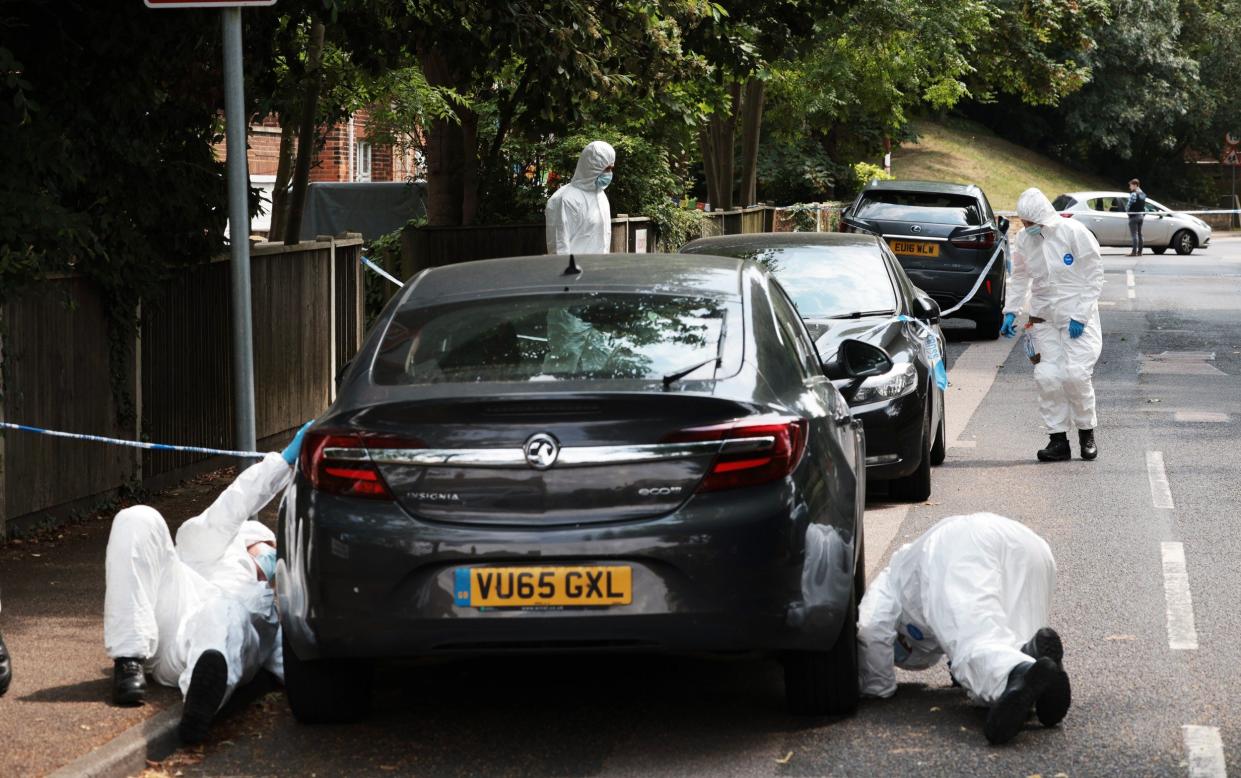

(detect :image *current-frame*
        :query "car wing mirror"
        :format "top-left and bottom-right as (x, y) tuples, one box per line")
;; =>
(914, 296), (941, 323)
(823, 339), (894, 380)
(997, 216), (1010, 233)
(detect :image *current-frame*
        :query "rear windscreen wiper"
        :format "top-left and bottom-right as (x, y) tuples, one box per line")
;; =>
(826, 309), (896, 320)
(662, 357), (719, 388)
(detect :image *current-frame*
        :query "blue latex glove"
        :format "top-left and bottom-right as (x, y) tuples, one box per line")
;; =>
(1000, 312), (1018, 338)
(1068, 319), (1086, 339)
(281, 420), (314, 465)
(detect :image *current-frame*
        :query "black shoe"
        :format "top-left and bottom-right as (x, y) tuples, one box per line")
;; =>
(180, 650), (228, 745)
(1078, 429), (1098, 461)
(112, 657), (146, 706)
(0, 631), (11, 696)
(1020, 628), (1072, 727)
(984, 658), (1057, 745)
(1037, 433), (1071, 462)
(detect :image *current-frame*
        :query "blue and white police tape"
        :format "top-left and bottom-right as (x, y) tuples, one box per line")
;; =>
(938, 236), (1007, 317)
(897, 315), (949, 390)
(0, 422), (263, 459)
(361, 255), (404, 288)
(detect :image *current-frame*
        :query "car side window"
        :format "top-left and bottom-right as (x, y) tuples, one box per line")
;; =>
(769, 281), (822, 379)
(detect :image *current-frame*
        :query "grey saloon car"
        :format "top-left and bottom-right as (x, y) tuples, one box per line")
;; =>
(277, 253), (875, 722)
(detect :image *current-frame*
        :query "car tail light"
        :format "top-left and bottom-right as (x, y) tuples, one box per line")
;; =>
(950, 231), (997, 250)
(664, 415), (808, 492)
(301, 431), (421, 501)
(1060, 213), (1073, 218)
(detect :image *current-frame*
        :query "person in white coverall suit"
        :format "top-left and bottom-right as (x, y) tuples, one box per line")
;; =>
(545, 140), (616, 255)
(858, 513), (1071, 745)
(104, 422), (311, 743)
(1001, 187), (1105, 462)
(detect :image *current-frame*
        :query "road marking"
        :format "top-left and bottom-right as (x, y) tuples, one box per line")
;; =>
(1147, 451), (1175, 509)
(1161, 542), (1199, 650)
(1174, 411), (1230, 423)
(1183, 725), (1226, 777)
(1127, 270), (1136, 299)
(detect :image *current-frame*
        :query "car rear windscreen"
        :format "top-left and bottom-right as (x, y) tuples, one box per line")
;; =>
(855, 191), (983, 225)
(1051, 194), (1078, 210)
(373, 293), (736, 385)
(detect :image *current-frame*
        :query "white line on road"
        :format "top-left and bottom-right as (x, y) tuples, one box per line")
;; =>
(1183, 725), (1227, 777)
(1147, 451), (1175, 509)
(1127, 270), (1137, 299)
(1162, 542), (1199, 651)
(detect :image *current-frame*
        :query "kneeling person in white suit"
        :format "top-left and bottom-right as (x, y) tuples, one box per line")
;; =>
(104, 422), (310, 743)
(857, 513), (1071, 745)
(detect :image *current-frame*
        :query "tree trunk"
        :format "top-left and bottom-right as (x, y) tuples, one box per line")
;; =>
(738, 78), (765, 207)
(460, 108), (480, 225)
(699, 82), (741, 211)
(268, 120), (295, 241)
(419, 45), (467, 225)
(283, 19), (325, 245)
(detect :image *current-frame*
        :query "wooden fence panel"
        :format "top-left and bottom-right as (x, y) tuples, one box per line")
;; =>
(3, 278), (135, 520)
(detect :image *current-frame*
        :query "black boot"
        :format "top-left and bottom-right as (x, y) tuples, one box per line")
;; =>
(180, 649), (228, 745)
(0, 630), (11, 696)
(1020, 628), (1072, 727)
(113, 657), (147, 706)
(1078, 429), (1098, 461)
(984, 657), (1057, 745)
(1037, 432), (1071, 462)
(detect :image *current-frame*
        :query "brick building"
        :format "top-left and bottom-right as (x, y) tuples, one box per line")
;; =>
(220, 109), (421, 235)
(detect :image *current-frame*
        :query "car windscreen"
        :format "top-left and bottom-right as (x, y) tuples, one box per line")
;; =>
(372, 292), (736, 385)
(1051, 194), (1078, 210)
(718, 245), (896, 319)
(854, 191), (983, 225)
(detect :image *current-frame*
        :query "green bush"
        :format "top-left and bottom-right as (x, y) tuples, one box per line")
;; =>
(756, 139), (839, 205)
(852, 162), (893, 190)
(548, 131), (690, 218)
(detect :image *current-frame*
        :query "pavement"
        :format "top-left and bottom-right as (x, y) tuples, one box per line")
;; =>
(3, 234), (1240, 777)
(0, 466), (281, 777)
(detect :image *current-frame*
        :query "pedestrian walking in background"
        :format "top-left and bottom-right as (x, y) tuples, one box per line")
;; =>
(1000, 188), (1105, 462)
(545, 140), (615, 255)
(1127, 178), (1147, 256)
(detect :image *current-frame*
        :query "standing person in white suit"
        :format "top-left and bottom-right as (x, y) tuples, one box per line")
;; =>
(858, 513), (1071, 745)
(545, 140), (616, 255)
(104, 421), (311, 743)
(1000, 187), (1105, 462)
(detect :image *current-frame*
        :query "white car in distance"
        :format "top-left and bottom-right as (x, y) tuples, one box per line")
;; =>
(1051, 191), (1212, 255)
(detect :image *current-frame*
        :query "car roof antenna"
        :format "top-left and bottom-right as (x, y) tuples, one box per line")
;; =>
(563, 254), (582, 276)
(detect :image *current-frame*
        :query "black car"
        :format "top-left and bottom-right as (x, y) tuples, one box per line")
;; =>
(278, 252), (873, 721)
(841, 180), (1009, 339)
(682, 232), (946, 501)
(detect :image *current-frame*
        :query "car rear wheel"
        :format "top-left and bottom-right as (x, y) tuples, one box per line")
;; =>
(783, 585), (860, 716)
(283, 632), (374, 724)
(929, 400), (946, 466)
(1152, 246), (1167, 255)
(1173, 229), (1196, 255)
(889, 408), (932, 502)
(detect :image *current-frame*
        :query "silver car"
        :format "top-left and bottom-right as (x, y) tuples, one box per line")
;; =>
(1052, 191), (1212, 255)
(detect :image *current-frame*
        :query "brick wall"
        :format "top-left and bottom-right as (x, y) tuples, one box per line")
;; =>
(214, 109), (404, 183)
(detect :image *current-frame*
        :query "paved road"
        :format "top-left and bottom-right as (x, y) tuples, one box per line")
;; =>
(155, 237), (1241, 777)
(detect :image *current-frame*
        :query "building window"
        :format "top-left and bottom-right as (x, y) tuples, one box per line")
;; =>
(355, 141), (372, 182)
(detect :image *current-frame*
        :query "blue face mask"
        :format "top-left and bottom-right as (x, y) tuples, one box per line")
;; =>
(255, 546), (277, 582)
(596, 172), (613, 190)
(1024, 224), (1042, 236)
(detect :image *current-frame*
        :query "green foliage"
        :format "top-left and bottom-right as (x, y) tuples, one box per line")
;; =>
(853, 162), (893, 189)
(755, 137), (839, 204)
(782, 203), (821, 232)
(647, 199), (705, 251)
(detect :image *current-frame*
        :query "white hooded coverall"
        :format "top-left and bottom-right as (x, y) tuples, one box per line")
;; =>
(104, 453), (291, 701)
(1004, 187), (1105, 433)
(545, 140), (615, 255)
(858, 513), (1057, 704)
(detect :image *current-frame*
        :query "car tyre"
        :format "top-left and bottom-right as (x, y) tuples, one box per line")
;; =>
(889, 408), (932, 502)
(929, 399), (946, 466)
(1152, 246), (1168, 255)
(283, 632), (374, 724)
(783, 586), (860, 717)
(1173, 229), (1195, 255)
(975, 310), (1002, 340)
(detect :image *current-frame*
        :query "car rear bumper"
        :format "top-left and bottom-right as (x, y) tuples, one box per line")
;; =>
(278, 476), (858, 660)
(905, 260), (1006, 320)
(851, 389), (925, 480)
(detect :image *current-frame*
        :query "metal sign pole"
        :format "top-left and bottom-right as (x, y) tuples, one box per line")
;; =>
(222, 8), (256, 452)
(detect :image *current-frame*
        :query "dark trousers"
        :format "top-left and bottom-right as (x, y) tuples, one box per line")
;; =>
(1128, 215), (1144, 253)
